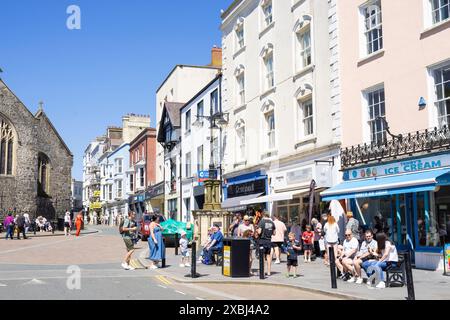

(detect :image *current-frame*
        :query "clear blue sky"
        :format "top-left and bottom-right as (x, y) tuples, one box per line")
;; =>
(0, 0), (230, 180)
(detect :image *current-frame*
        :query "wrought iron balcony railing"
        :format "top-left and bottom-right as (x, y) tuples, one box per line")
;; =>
(341, 125), (450, 169)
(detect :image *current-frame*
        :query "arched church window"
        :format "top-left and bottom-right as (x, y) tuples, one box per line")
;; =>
(38, 153), (51, 197)
(0, 117), (15, 175)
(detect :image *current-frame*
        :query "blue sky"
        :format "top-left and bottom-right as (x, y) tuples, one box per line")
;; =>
(0, 0), (230, 180)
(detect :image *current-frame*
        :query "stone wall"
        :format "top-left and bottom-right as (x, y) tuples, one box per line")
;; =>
(0, 80), (73, 220)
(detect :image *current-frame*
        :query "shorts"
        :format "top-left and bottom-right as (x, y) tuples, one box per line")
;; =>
(123, 238), (135, 252)
(303, 244), (313, 251)
(272, 241), (284, 248)
(64, 222), (70, 228)
(287, 259), (298, 267)
(181, 251), (190, 258)
(259, 240), (272, 255)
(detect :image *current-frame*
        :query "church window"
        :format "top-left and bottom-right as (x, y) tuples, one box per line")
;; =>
(0, 117), (14, 175)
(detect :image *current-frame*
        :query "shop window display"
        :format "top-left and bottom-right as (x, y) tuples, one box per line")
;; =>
(433, 186), (450, 245)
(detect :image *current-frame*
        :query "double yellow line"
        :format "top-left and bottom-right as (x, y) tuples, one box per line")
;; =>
(155, 275), (172, 285)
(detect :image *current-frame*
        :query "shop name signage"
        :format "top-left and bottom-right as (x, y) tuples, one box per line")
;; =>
(227, 179), (266, 198)
(345, 154), (450, 181)
(286, 168), (313, 185)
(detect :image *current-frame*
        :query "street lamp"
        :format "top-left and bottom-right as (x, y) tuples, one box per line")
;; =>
(193, 111), (229, 181)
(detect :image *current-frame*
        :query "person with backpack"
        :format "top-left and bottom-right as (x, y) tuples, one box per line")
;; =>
(120, 211), (137, 270)
(256, 211), (276, 277)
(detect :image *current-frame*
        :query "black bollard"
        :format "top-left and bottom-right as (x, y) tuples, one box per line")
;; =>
(329, 246), (337, 289)
(404, 251), (415, 300)
(190, 241), (200, 278)
(175, 233), (179, 256)
(259, 246), (265, 280)
(162, 237), (167, 267)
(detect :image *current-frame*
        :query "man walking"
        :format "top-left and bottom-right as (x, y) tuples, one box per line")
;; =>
(16, 213), (27, 240)
(4, 213), (15, 240)
(121, 211), (137, 270)
(256, 211), (276, 277)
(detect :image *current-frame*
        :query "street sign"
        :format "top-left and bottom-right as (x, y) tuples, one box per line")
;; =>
(198, 170), (209, 183)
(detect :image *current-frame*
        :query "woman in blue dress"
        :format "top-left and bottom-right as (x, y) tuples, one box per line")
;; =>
(148, 215), (165, 269)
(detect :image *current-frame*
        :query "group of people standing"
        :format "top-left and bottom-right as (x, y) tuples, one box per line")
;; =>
(121, 211), (165, 271)
(3, 212), (29, 240)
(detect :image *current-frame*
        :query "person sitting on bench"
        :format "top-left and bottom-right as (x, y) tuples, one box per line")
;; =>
(202, 224), (224, 265)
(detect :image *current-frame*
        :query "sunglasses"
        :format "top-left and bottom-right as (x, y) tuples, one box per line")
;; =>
(345, 234), (352, 236)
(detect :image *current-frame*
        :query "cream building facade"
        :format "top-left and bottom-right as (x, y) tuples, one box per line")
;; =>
(220, 0), (341, 225)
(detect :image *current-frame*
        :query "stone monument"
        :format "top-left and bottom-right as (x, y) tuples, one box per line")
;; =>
(192, 179), (233, 252)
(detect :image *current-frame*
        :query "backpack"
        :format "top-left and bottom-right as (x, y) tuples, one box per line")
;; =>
(119, 219), (128, 235)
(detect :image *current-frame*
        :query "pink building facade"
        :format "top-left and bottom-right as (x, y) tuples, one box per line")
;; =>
(322, 0), (450, 271)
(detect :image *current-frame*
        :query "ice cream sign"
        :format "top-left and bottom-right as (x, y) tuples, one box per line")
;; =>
(344, 153), (450, 181)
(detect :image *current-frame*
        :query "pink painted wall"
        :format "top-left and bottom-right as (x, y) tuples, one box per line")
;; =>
(339, 0), (450, 148)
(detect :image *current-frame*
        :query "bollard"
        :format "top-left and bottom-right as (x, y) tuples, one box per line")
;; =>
(259, 246), (265, 280)
(329, 246), (338, 289)
(403, 251), (415, 300)
(161, 237), (166, 268)
(190, 241), (200, 278)
(175, 233), (179, 256)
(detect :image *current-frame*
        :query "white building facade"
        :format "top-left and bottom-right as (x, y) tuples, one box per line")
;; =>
(220, 0), (341, 225)
(180, 75), (223, 222)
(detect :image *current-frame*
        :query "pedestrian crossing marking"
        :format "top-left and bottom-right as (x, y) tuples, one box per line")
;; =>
(155, 275), (172, 285)
(0, 283), (7, 287)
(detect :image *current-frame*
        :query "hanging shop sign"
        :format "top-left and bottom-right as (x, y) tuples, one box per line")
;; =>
(89, 202), (102, 210)
(345, 153), (450, 181)
(93, 190), (101, 198)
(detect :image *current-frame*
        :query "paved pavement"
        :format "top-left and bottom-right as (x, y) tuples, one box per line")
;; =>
(0, 226), (335, 300)
(137, 246), (450, 301)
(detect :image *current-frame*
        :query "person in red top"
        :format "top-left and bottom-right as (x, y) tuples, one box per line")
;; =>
(301, 225), (314, 263)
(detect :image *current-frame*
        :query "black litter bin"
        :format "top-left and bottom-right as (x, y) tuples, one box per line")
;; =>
(222, 238), (251, 278)
(57, 218), (64, 231)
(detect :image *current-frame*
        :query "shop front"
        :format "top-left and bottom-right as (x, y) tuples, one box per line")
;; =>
(128, 193), (146, 220)
(221, 170), (268, 215)
(321, 152), (450, 270)
(240, 158), (336, 228)
(145, 182), (165, 216)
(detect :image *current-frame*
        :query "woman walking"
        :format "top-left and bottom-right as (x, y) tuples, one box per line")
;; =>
(323, 215), (340, 266)
(148, 215), (165, 269)
(64, 211), (72, 236)
(75, 211), (83, 237)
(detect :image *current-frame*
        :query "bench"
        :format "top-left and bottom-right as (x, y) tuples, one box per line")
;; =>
(385, 253), (406, 287)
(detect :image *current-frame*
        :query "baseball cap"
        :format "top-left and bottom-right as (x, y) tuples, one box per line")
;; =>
(180, 231), (186, 236)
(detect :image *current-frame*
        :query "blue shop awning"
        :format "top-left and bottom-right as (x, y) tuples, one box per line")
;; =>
(321, 168), (450, 201)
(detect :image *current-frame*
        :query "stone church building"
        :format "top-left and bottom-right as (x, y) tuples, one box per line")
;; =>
(0, 79), (73, 220)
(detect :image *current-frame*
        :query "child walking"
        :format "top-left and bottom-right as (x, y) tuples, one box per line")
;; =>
(179, 231), (190, 267)
(302, 225), (314, 262)
(286, 232), (302, 278)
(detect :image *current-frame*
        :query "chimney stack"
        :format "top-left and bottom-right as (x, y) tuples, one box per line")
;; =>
(211, 46), (222, 68)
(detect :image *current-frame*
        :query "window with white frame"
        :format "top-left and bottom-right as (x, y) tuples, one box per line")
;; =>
(116, 159), (123, 174)
(197, 100), (204, 118)
(362, 1), (383, 55)
(236, 23), (245, 50)
(433, 64), (450, 127)
(366, 87), (386, 144)
(211, 89), (219, 115)
(139, 167), (145, 187)
(265, 111), (276, 150)
(298, 98), (314, 138)
(129, 174), (134, 192)
(432, 0), (450, 24)
(236, 126), (246, 161)
(237, 73), (245, 106)
(264, 53), (274, 91)
(185, 152), (191, 178)
(117, 180), (123, 198)
(197, 145), (204, 173)
(185, 109), (191, 134)
(298, 29), (311, 70)
(108, 184), (113, 201)
(262, 0), (273, 28)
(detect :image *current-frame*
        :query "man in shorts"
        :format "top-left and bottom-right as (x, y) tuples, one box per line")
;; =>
(121, 211), (137, 270)
(271, 214), (287, 264)
(256, 211), (276, 277)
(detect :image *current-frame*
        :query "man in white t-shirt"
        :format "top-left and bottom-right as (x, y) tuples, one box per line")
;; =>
(336, 229), (359, 280)
(271, 214), (287, 264)
(237, 215), (254, 237)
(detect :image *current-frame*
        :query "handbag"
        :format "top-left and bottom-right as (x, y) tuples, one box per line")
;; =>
(319, 239), (326, 251)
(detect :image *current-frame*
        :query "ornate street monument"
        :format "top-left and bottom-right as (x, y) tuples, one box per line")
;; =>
(192, 179), (232, 251)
